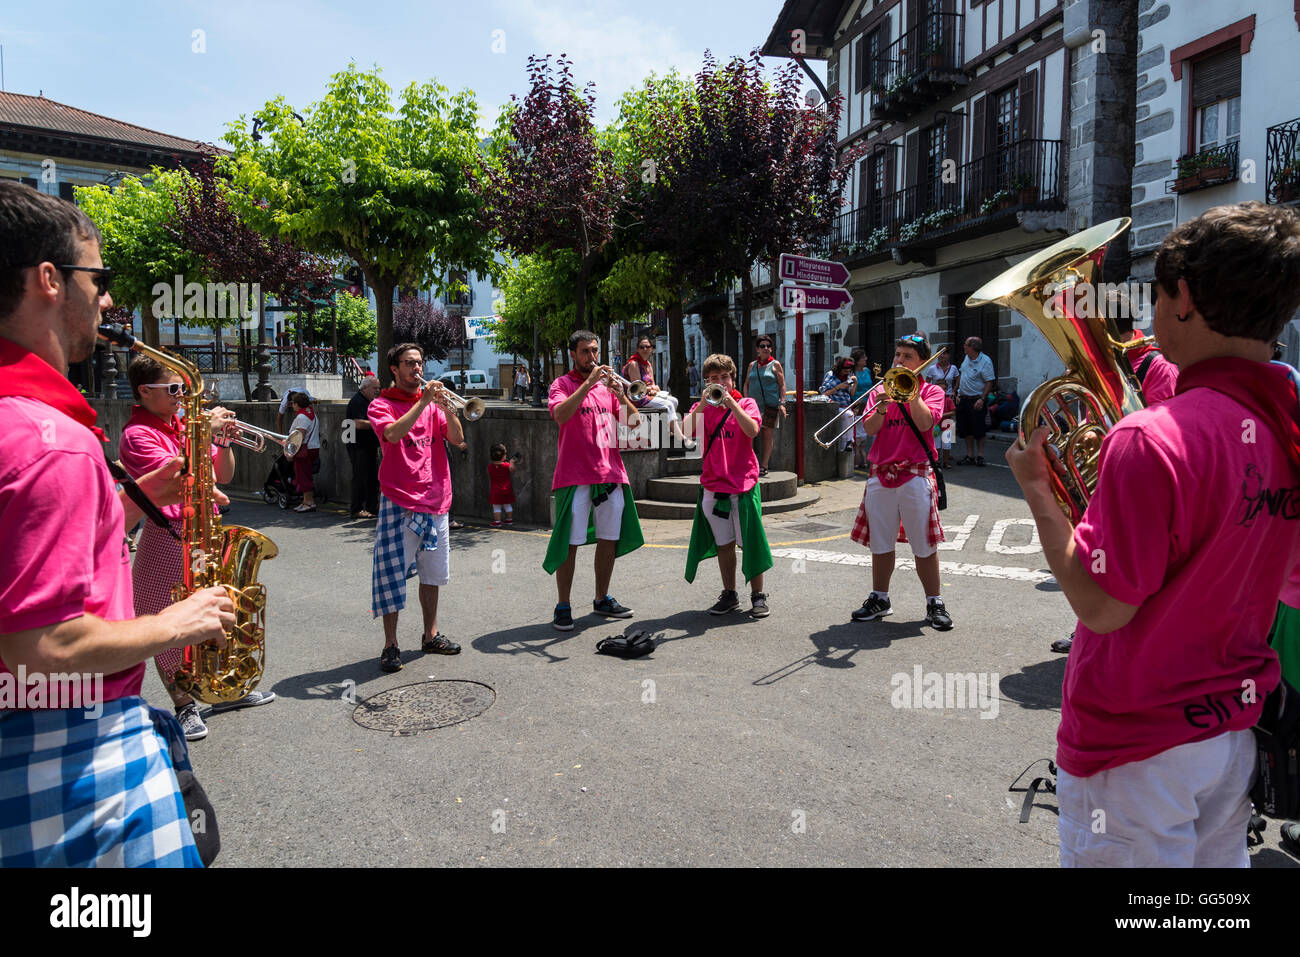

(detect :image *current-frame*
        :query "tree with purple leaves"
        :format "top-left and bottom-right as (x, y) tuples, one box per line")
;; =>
(471, 55), (625, 333)
(392, 295), (467, 365)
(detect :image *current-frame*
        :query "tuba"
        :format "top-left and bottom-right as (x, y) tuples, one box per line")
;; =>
(100, 323), (278, 703)
(966, 218), (1149, 524)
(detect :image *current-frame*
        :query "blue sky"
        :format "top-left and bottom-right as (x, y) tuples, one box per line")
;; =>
(1, 0), (821, 144)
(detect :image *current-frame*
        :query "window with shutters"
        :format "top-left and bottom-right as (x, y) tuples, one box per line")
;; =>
(924, 123), (946, 208)
(993, 84), (1019, 187)
(1191, 47), (1241, 152)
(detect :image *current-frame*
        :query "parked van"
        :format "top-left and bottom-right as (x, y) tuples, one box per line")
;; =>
(438, 369), (491, 391)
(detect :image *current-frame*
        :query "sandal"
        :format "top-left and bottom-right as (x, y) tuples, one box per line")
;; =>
(958, 456), (974, 466)
(293, 504), (316, 512)
(759, 467), (769, 477)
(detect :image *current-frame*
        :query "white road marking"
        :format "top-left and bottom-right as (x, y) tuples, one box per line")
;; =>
(770, 547), (1057, 584)
(936, 513), (979, 551)
(986, 518), (1042, 555)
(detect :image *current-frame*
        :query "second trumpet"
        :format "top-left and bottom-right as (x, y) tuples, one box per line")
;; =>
(420, 378), (485, 421)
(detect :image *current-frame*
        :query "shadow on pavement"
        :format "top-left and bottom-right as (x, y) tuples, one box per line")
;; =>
(754, 619), (928, 685)
(998, 656), (1067, 711)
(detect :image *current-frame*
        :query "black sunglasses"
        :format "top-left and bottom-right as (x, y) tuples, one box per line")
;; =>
(56, 265), (113, 297)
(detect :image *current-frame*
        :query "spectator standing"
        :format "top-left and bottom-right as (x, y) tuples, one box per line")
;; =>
(345, 375), (381, 519)
(955, 337), (995, 465)
(488, 443), (516, 527)
(289, 392), (320, 512)
(743, 335), (787, 476)
(277, 387), (312, 434)
(851, 348), (874, 472)
(688, 360), (701, 397)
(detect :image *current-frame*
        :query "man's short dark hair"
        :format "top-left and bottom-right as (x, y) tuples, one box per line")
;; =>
(0, 180), (102, 322)
(1154, 201), (1300, 343)
(965, 336), (982, 352)
(569, 329), (598, 352)
(387, 342), (423, 373)
(850, 347), (866, 362)
(897, 333), (932, 361)
(127, 356), (171, 401)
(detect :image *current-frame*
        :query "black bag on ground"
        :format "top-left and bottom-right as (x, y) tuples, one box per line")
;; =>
(596, 630), (654, 659)
(1251, 678), (1300, 819)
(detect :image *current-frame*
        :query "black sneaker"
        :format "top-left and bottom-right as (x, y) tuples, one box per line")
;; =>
(553, 605), (574, 631)
(750, 593), (770, 618)
(709, 590), (740, 615)
(380, 645), (402, 672)
(975, 456), (986, 467)
(851, 594), (892, 622)
(593, 595), (633, 618)
(421, 632), (461, 655)
(1051, 632), (1074, 654)
(926, 598), (953, 631)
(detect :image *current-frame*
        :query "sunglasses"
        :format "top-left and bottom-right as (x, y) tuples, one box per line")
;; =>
(141, 382), (185, 397)
(756, 343), (773, 349)
(56, 265), (113, 297)
(899, 334), (924, 344)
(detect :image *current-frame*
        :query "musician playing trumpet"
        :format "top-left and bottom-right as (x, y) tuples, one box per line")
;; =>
(848, 333), (952, 631)
(682, 354), (773, 617)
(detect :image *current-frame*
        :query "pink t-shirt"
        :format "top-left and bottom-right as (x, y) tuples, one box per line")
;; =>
(0, 397), (143, 705)
(866, 381), (946, 466)
(688, 397), (761, 494)
(1128, 343), (1179, 405)
(1060, 388), (1300, 777)
(548, 372), (629, 490)
(368, 395), (452, 514)
(118, 407), (221, 520)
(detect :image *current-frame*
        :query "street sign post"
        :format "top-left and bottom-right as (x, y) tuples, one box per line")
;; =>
(781, 284), (852, 312)
(778, 253), (850, 287)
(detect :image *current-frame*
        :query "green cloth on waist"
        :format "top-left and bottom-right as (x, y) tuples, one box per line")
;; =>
(543, 483), (644, 575)
(684, 484), (773, 584)
(1269, 600), (1300, 690)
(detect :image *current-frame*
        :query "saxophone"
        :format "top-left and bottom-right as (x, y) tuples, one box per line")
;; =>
(100, 323), (278, 703)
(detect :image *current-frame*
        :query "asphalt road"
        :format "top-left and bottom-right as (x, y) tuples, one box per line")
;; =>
(157, 436), (1299, 868)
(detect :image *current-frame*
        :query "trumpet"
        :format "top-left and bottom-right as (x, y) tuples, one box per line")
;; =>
(418, 378), (485, 421)
(813, 349), (946, 449)
(224, 420), (307, 459)
(702, 382), (729, 406)
(602, 368), (648, 401)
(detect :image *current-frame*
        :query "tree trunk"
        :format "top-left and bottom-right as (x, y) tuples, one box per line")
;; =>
(372, 276), (396, 387)
(667, 293), (688, 401)
(575, 251), (598, 332)
(740, 270), (755, 373)
(239, 325), (253, 401)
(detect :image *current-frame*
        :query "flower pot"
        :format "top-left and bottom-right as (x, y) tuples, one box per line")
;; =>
(1173, 176), (1200, 193)
(1279, 182), (1300, 203)
(1199, 165), (1232, 184)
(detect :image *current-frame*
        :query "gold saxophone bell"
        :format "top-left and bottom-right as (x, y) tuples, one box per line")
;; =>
(702, 383), (728, 406)
(966, 217), (1143, 524)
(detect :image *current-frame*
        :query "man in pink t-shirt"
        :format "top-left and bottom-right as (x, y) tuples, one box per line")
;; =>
(367, 343), (465, 672)
(849, 334), (951, 631)
(1008, 202), (1300, 867)
(543, 330), (645, 631)
(0, 182), (233, 866)
(681, 354), (773, 617)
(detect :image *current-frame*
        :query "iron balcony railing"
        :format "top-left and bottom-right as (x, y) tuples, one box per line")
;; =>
(1165, 140), (1240, 194)
(826, 138), (1063, 256)
(871, 11), (967, 121)
(177, 343), (343, 375)
(1267, 117), (1300, 204)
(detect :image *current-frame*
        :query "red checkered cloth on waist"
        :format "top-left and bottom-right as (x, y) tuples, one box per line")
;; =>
(850, 461), (945, 549)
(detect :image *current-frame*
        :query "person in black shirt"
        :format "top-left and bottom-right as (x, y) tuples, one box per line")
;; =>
(344, 376), (382, 518)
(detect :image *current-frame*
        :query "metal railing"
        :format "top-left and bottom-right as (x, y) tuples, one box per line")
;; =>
(1267, 117), (1300, 204)
(176, 343), (342, 375)
(1166, 140), (1240, 194)
(826, 139), (1063, 255)
(871, 11), (966, 118)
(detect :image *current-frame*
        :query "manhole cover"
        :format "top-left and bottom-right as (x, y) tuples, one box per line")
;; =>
(352, 680), (496, 734)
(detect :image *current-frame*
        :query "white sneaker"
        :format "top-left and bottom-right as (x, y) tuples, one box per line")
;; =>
(176, 703), (208, 741)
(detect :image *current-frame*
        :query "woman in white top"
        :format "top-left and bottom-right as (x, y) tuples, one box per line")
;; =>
(289, 391), (322, 512)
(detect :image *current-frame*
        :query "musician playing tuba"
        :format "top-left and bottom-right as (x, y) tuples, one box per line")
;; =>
(847, 333), (953, 632)
(1006, 202), (1300, 867)
(119, 357), (277, 741)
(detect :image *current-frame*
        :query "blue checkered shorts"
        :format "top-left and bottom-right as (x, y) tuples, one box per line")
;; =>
(0, 696), (202, 867)
(371, 494), (441, 617)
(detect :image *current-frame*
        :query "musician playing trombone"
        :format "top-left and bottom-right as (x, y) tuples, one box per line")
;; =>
(681, 354), (773, 617)
(848, 333), (952, 631)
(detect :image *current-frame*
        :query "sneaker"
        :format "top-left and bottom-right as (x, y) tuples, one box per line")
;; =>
(593, 595), (633, 618)
(750, 593), (770, 618)
(553, 604), (574, 631)
(926, 598), (953, 631)
(709, 590), (740, 615)
(976, 456), (986, 467)
(208, 689), (277, 713)
(504, 517), (513, 525)
(492, 520), (502, 527)
(176, 703), (208, 741)
(851, 594), (893, 622)
(1281, 822), (1300, 858)
(1050, 633), (1074, 654)
(380, 645), (402, 673)
(421, 632), (461, 655)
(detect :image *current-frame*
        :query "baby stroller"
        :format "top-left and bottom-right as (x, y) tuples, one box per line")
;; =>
(260, 453), (303, 510)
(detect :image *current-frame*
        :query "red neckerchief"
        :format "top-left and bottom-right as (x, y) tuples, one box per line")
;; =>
(729, 389), (742, 401)
(1176, 357), (1300, 472)
(630, 353), (650, 367)
(298, 407), (316, 421)
(757, 356), (774, 366)
(0, 337), (108, 443)
(380, 387), (420, 402)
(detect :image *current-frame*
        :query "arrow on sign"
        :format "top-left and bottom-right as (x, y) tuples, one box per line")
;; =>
(782, 283), (852, 311)
(779, 253), (850, 287)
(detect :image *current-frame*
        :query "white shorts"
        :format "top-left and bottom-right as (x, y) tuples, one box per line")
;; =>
(403, 511), (450, 586)
(639, 391), (680, 424)
(569, 485), (625, 545)
(1056, 729), (1255, 868)
(702, 490), (744, 546)
(864, 474), (935, 558)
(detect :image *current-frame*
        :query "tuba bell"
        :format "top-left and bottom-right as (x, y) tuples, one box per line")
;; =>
(966, 217), (1148, 524)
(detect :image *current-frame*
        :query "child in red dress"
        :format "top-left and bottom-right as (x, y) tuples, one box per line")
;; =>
(488, 443), (516, 527)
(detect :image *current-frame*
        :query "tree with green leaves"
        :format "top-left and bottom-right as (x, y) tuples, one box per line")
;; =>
(493, 250), (580, 375)
(222, 63), (498, 385)
(292, 290), (378, 359)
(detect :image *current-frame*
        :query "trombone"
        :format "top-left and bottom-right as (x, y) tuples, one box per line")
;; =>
(812, 349), (946, 449)
(418, 377), (486, 421)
